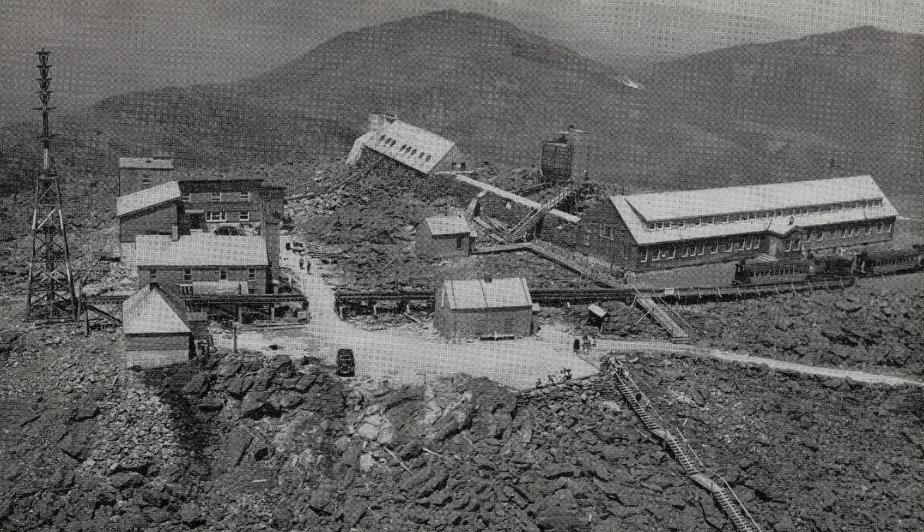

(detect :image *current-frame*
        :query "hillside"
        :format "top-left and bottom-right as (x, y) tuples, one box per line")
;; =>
(638, 26), (924, 196)
(0, 12), (921, 203)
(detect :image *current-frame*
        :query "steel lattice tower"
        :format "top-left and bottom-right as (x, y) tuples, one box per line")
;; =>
(25, 49), (78, 321)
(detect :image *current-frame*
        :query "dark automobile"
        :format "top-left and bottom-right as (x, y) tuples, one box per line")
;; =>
(336, 348), (355, 377)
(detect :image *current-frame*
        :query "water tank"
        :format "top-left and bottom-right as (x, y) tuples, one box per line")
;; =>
(541, 141), (574, 182)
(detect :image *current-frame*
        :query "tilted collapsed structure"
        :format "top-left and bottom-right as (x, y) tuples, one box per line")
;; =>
(575, 175), (899, 271)
(347, 114), (468, 175)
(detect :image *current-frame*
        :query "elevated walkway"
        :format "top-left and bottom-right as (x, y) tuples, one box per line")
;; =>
(635, 297), (690, 343)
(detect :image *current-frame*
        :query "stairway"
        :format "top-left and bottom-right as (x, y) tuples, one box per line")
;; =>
(607, 360), (762, 532)
(507, 181), (579, 241)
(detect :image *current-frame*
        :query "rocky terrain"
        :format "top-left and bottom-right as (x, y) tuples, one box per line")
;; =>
(679, 275), (924, 377)
(2, 314), (923, 531)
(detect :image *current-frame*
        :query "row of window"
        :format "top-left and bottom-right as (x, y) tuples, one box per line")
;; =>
(206, 211), (250, 222)
(376, 134), (434, 162)
(640, 236), (763, 262)
(647, 199), (885, 230)
(149, 268), (258, 281)
(803, 221), (891, 243)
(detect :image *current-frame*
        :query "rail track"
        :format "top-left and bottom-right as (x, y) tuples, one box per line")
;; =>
(333, 276), (857, 310)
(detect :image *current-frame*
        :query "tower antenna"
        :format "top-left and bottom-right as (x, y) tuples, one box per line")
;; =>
(25, 48), (79, 321)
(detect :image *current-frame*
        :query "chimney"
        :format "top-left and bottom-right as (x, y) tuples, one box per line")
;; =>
(171, 224), (179, 241)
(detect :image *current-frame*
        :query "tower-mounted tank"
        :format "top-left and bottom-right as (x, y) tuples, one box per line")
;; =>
(540, 125), (588, 182)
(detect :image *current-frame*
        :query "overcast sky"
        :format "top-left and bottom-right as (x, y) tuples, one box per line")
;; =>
(0, 0), (921, 125)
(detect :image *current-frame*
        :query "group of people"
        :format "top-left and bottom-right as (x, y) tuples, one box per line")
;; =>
(572, 333), (598, 354)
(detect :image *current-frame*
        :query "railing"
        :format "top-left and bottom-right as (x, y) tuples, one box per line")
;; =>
(606, 358), (763, 532)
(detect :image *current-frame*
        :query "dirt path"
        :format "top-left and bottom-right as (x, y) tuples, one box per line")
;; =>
(214, 251), (598, 390)
(594, 339), (924, 387)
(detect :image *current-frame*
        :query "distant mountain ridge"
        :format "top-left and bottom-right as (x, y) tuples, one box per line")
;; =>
(0, 11), (920, 202)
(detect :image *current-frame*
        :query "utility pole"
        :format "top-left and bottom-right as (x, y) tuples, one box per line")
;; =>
(25, 49), (79, 321)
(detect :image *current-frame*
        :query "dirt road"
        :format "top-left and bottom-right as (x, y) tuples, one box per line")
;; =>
(214, 252), (598, 390)
(595, 339), (924, 387)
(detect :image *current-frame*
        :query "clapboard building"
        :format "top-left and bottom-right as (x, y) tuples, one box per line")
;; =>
(116, 181), (184, 269)
(576, 175), (899, 272)
(416, 215), (474, 258)
(118, 156), (176, 195)
(434, 277), (535, 340)
(122, 283), (195, 368)
(346, 114), (468, 175)
(135, 234), (270, 295)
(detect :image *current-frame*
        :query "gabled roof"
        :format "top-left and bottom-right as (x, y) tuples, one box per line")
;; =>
(135, 234), (268, 267)
(424, 215), (472, 236)
(440, 278), (532, 310)
(122, 284), (190, 335)
(624, 175), (888, 223)
(118, 157), (174, 170)
(116, 181), (181, 217)
(350, 119), (457, 174)
(609, 189), (899, 246)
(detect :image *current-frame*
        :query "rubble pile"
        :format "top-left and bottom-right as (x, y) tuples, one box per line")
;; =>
(3, 320), (923, 530)
(680, 280), (924, 375)
(625, 351), (924, 531)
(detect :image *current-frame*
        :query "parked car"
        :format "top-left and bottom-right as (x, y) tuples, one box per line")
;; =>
(336, 348), (355, 377)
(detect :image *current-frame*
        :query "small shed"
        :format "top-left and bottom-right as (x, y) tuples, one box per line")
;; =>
(434, 277), (535, 340)
(417, 215), (474, 258)
(586, 304), (609, 328)
(122, 283), (193, 369)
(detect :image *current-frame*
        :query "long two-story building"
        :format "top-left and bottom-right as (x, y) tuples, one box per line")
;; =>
(575, 175), (899, 271)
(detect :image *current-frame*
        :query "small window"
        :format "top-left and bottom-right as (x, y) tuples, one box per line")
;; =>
(141, 177), (152, 186)
(697, 245), (705, 256)
(211, 192), (221, 202)
(400, 144), (407, 150)
(150, 268), (157, 281)
(866, 225), (873, 235)
(247, 268), (256, 280)
(180, 192), (190, 202)
(206, 211), (226, 222)
(652, 249), (661, 261)
(886, 223), (892, 233)
(219, 269), (228, 281)
(239, 211), (250, 222)
(241, 192), (251, 202)
(640, 249), (649, 262)
(183, 268), (192, 281)
(425, 155), (432, 161)
(710, 242), (719, 254)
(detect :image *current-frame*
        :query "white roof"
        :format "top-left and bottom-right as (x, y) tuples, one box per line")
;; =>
(122, 284), (190, 335)
(136, 234), (268, 267)
(116, 181), (181, 217)
(610, 193), (899, 246)
(118, 157), (174, 170)
(424, 215), (472, 236)
(624, 175), (888, 223)
(440, 277), (532, 310)
(361, 120), (456, 174)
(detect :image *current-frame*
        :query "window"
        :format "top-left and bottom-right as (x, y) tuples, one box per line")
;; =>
(697, 244), (705, 256)
(668, 247), (676, 259)
(652, 248), (661, 261)
(599, 224), (607, 237)
(379, 134), (385, 141)
(681, 246), (691, 257)
(751, 237), (759, 249)
(710, 242), (719, 254)
(692, 218), (701, 226)
(183, 268), (192, 281)
(219, 269), (228, 281)
(866, 225), (873, 235)
(886, 223), (892, 233)
(180, 192), (190, 202)
(141, 177), (152, 186)
(723, 241), (734, 252)
(241, 192), (251, 202)
(877, 222), (883, 233)
(677, 219), (685, 228)
(150, 269), (157, 281)
(425, 155), (432, 161)
(248, 268), (256, 280)
(211, 192), (221, 202)
(640, 249), (649, 262)
(239, 211), (250, 222)
(206, 211), (226, 222)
